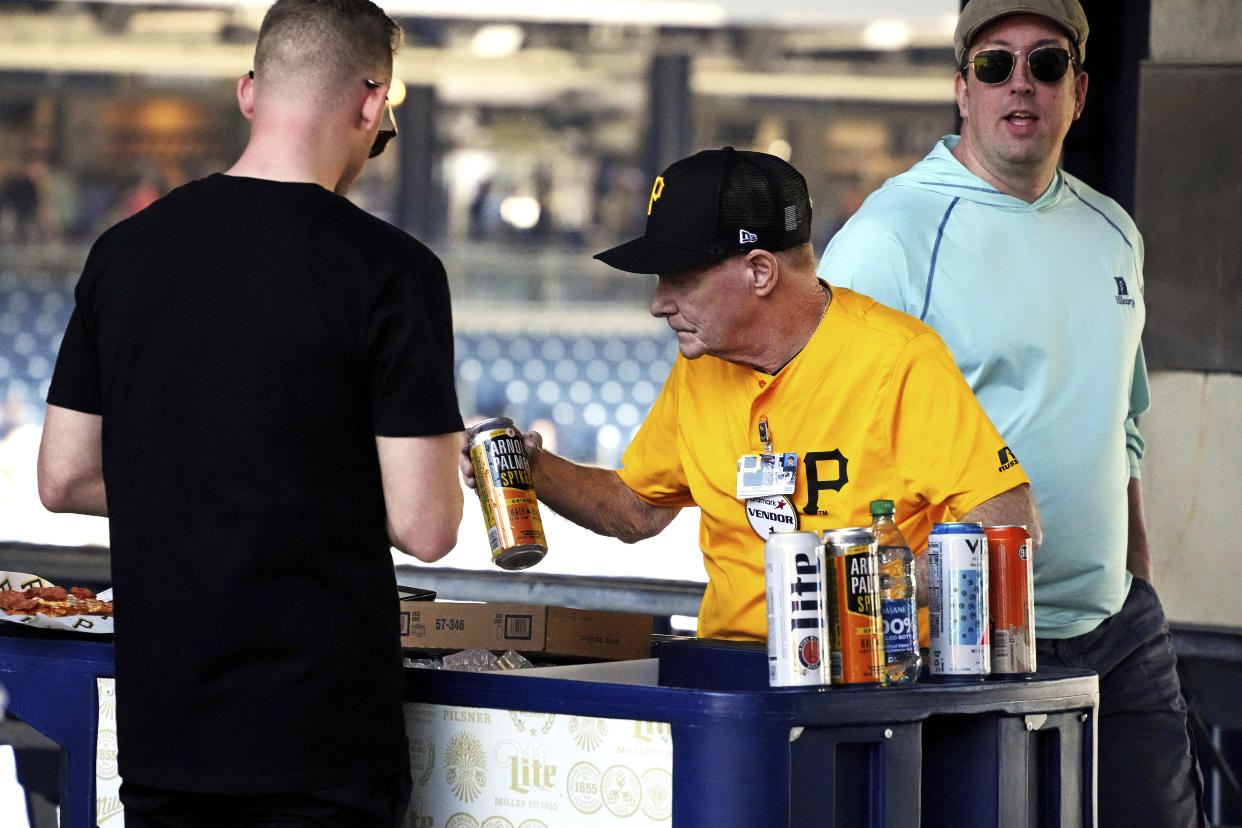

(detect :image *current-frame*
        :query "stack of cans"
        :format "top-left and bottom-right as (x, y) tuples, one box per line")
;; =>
(764, 528), (886, 688)
(926, 522), (1035, 679)
(765, 521), (1036, 688)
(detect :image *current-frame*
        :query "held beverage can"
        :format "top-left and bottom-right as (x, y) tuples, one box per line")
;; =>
(467, 417), (548, 570)
(985, 525), (1036, 674)
(822, 527), (886, 686)
(927, 522), (990, 678)
(765, 531), (831, 687)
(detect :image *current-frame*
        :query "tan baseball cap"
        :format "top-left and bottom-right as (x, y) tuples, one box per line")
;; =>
(954, 0), (1089, 66)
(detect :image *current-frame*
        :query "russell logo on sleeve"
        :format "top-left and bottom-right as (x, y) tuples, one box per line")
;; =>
(1114, 276), (1135, 307)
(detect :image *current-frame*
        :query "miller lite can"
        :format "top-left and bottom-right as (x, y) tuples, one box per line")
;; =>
(823, 527), (886, 686)
(765, 531), (830, 687)
(985, 525), (1036, 674)
(467, 417), (548, 570)
(928, 522), (990, 677)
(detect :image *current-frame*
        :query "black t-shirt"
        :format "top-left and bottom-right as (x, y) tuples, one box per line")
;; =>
(48, 174), (463, 793)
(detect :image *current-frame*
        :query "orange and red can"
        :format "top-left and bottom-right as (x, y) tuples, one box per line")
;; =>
(984, 525), (1035, 674)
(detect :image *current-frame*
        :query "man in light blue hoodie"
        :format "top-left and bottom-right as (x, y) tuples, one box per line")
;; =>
(818, 1), (1205, 825)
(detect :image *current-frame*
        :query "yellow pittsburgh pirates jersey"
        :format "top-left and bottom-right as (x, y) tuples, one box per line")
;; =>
(618, 286), (1029, 641)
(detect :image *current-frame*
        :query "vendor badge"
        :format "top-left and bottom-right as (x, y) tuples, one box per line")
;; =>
(745, 494), (799, 537)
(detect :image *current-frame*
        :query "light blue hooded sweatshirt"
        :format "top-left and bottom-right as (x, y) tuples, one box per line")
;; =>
(819, 135), (1148, 639)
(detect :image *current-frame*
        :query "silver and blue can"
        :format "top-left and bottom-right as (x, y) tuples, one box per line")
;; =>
(927, 522), (990, 678)
(765, 531), (831, 687)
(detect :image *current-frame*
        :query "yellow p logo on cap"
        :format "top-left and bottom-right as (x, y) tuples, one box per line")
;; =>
(647, 177), (664, 216)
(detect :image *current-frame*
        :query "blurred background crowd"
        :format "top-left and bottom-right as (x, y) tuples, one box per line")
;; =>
(0, 0), (962, 551)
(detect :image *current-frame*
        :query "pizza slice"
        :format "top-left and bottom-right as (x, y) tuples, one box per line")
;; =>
(0, 585), (114, 618)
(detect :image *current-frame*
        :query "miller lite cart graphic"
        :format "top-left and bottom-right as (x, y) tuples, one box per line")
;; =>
(404, 703), (672, 826)
(96, 677), (124, 826)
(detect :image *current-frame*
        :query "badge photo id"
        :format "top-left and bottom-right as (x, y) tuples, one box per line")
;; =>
(736, 452), (798, 499)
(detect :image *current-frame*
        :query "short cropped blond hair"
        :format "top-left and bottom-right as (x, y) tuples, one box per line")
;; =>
(253, 0), (401, 104)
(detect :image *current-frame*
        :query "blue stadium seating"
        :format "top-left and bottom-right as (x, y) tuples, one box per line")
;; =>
(455, 331), (677, 463)
(0, 272), (72, 431)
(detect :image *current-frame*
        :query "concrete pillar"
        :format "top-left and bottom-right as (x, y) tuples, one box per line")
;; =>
(394, 83), (444, 241)
(644, 52), (693, 184)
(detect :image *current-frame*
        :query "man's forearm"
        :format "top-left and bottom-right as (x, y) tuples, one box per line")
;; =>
(533, 450), (678, 543)
(1126, 477), (1153, 583)
(961, 482), (1042, 548)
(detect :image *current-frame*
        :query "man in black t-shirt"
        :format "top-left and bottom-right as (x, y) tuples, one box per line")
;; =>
(37, 1), (464, 825)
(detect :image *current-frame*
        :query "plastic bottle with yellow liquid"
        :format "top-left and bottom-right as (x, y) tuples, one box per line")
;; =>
(870, 499), (922, 684)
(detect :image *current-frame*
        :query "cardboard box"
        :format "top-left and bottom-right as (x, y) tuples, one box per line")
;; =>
(399, 601), (653, 661)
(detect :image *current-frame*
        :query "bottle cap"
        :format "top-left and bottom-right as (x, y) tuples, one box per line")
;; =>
(870, 499), (895, 516)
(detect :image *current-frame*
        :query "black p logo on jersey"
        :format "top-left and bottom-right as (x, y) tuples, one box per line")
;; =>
(802, 449), (849, 515)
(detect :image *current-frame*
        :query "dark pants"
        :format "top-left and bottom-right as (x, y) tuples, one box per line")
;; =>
(1037, 577), (1206, 828)
(119, 768), (412, 828)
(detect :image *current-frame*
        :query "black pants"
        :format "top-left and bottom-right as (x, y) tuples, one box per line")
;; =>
(119, 767), (411, 828)
(1037, 577), (1206, 828)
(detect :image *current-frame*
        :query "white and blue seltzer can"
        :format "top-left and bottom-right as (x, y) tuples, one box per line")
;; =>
(765, 530), (831, 687)
(927, 522), (991, 677)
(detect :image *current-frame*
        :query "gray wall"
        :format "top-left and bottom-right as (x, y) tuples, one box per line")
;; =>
(1138, 0), (1242, 626)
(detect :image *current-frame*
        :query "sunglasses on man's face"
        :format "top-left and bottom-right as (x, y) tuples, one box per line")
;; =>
(963, 46), (1074, 85)
(363, 78), (397, 158)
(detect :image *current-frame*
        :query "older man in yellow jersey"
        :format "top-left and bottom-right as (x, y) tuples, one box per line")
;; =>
(463, 147), (1039, 641)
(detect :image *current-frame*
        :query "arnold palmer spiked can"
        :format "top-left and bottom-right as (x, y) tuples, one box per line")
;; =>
(823, 527), (886, 685)
(467, 417), (548, 570)
(765, 531), (831, 687)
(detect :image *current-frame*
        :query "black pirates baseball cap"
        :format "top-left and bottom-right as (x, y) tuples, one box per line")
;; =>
(594, 147), (812, 275)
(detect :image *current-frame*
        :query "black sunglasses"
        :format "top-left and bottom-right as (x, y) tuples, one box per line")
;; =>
(363, 78), (398, 158)
(247, 71), (397, 158)
(963, 46), (1074, 85)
